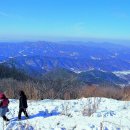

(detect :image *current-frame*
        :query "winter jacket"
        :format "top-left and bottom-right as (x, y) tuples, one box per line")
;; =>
(19, 94), (28, 109)
(0, 93), (9, 116)
(0, 93), (9, 107)
(0, 98), (9, 107)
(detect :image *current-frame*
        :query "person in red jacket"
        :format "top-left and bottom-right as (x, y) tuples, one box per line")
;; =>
(0, 92), (10, 121)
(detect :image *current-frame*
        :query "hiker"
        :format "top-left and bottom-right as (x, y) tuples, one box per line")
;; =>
(18, 90), (29, 120)
(0, 92), (10, 121)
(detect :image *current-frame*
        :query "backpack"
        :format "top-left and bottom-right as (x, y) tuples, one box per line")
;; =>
(0, 99), (3, 107)
(0, 92), (4, 107)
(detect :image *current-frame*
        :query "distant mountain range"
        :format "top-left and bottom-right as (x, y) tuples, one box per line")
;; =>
(0, 41), (130, 84)
(42, 68), (128, 87)
(0, 63), (128, 87)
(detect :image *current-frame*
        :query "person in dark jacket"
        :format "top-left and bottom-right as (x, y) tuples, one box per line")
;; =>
(18, 90), (29, 120)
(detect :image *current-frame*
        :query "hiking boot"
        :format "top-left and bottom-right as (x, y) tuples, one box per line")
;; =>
(4, 118), (10, 121)
(2, 116), (10, 122)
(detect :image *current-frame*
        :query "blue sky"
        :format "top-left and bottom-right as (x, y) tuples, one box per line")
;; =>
(0, 0), (130, 41)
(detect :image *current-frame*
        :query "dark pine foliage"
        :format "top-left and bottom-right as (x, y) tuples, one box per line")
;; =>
(0, 64), (31, 81)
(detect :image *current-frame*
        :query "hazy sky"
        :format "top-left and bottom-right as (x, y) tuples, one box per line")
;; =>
(0, 0), (130, 41)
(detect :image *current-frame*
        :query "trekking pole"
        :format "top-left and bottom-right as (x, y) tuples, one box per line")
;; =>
(3, 118), (5, 130)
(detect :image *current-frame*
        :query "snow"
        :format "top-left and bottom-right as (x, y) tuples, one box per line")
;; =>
(9, 57), (14, 59)
(25, 60), (36, 66)
(70, 52), (79, 57)
(23, 55), (27, 57)
(1, 97), (130, 130)
(113, 70), (130, 82)
(70, 68), (82, 73)
(111, 53), (118, 58)
(113, 70), (130, 75)
(90, 56), (101, 60)
(19, 50), (24, 54)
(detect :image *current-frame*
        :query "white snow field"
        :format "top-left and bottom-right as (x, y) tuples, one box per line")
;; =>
(1, 97), (130, 130)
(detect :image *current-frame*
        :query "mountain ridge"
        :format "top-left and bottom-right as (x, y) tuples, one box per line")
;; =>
(0, 41), (130, 79)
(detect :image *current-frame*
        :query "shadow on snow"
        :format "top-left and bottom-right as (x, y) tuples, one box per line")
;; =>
(11, 109), (61, 121)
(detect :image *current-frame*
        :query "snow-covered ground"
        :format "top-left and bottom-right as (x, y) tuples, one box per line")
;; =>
(1, 97), (130, 130)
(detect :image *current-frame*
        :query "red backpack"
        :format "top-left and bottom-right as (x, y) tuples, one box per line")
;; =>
(0, 92), (9, 107)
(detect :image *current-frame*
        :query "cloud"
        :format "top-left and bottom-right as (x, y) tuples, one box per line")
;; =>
(113, 12), (129, 19)
(71, 22), (87, 36)
(0, 10), (23, 19)
(73, 22), (85, 31)
(0, 11), (10, 17)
